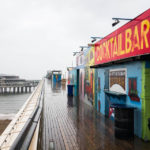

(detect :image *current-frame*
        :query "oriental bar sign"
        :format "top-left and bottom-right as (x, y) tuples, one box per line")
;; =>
(95, 9), (150, 65)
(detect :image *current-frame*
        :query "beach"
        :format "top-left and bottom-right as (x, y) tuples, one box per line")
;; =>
(0, 120), (11, 135)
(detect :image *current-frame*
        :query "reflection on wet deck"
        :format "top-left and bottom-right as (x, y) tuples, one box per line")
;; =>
(38, 79), (150, 150)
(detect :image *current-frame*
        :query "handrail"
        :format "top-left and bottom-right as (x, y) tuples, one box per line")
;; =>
(10, 85), (44, 150)
(0, 79), (44, 150)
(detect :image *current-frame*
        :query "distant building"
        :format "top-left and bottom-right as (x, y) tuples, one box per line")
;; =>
(0, 74), (25, 84)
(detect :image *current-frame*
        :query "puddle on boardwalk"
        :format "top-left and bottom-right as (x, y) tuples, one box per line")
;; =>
(38, 79), (150, 150)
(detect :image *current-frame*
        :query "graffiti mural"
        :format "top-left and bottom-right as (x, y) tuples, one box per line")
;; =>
(83, 46), (95, 106)
(128, 78), (140, 102)
(85, 67), (94, 105)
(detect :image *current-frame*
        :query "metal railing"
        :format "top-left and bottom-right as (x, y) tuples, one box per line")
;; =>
(0, 79), (44, 150)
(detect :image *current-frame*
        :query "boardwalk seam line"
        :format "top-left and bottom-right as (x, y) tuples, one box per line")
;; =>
(58, 119), (69, 150)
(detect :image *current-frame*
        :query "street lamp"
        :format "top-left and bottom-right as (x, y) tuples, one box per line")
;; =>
(112, 17), (132, 27)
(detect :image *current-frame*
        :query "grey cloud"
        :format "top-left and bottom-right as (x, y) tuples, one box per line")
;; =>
(0, 0), (149, 79)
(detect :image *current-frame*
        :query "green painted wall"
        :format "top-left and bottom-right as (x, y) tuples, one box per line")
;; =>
(142, 61), (150, 141)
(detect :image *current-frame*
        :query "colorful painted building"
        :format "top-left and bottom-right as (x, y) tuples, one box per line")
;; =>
(68, 9), (150, 141)
(76, 51), (85, 100)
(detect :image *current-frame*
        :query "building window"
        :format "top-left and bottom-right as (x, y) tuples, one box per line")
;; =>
(109, 68), (126, 94)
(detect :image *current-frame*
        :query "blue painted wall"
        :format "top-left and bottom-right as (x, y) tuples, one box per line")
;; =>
(96, 61), (142, 138)
(96, 69), (105, 115)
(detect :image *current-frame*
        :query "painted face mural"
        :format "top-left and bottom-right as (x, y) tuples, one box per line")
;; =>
(85, 67), (94, 105)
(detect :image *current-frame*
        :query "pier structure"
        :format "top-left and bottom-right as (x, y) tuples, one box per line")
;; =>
(0, 79), (150, 150)
(1, 9), (150, 150)
(0, 81), (39, 94)
(0, 74), (39, 94)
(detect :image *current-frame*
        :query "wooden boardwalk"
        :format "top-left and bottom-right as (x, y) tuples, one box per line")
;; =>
(38, 79), (150, 150)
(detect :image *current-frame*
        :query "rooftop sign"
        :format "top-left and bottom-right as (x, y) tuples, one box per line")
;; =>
(94, 9), (150, 65)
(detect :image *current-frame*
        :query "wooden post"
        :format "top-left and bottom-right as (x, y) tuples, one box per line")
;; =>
(21, 87), (23, 93)
(17, 87), (19, 93)
(4, 87), (7, 93)
(25, 87), (27, 93)
(13, 87), (16, 94)
(8, 87), (10, 93)
(29, 87), (31, 93)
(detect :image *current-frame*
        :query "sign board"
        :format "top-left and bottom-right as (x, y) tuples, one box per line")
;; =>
(95, 9), (150, 65)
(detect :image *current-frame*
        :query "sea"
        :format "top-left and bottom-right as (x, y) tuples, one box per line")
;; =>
(0, 93), (31, 120)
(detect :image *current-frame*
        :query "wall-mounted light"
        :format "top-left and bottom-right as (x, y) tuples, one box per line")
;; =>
(91, 37), (104, 43)
(80, 46), (89, 51)
(73, 52), (80, 56)
(112, 17), (132, 27)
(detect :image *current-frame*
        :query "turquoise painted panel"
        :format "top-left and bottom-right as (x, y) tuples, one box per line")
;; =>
(97, 69), (105, 115)
(69, 69), (77, 96)
(53, 74), (61, 82)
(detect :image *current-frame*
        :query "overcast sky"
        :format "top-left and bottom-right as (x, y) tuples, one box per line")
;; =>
(0, 0), (149, 79)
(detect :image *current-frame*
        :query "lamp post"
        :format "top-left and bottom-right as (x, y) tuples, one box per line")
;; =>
(112, 17), (132, 27)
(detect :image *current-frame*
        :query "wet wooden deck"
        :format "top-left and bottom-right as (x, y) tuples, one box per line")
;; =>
(38, 79), (150, 150)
